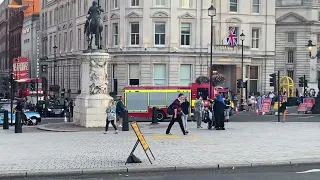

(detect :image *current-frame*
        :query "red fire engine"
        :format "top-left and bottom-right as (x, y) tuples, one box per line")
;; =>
(124, 83), (229, 121)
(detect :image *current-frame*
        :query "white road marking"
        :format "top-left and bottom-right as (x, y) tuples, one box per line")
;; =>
(298, 116), (314, 119)
(296, 169), (320, 174)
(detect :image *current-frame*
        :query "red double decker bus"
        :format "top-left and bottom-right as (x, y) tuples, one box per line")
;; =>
(15, 78), (45, 102)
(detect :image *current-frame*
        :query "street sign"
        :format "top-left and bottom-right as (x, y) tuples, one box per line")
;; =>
(261, 98), (272, 113)
(126, 122), (155, 164)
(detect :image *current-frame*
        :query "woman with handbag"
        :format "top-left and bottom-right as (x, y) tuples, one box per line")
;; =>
(104, 100), (118, 134)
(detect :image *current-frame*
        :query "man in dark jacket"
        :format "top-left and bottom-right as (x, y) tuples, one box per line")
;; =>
(116, 96), (125, 128)
(166, 93), (187, 135)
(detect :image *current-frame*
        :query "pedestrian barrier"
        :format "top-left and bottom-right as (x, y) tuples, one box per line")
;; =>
(15, 111), (22, 133)
(3, 110), (9, 129)
(150, 107), (159, 125)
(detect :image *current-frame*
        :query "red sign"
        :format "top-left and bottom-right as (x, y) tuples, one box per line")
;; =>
(12, 57), (29, 80)
(303, 98), (315, 108)
(261, 98), (272, 113)
(298, 103), (308, 112)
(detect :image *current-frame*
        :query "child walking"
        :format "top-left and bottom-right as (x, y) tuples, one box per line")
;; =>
(104, 100), (118, 134)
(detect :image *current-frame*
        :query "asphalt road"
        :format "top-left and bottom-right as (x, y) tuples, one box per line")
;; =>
(5, 163), (320, 180)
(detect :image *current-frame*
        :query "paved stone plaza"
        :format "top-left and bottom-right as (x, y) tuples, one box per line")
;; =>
(1, 122), (320, 177)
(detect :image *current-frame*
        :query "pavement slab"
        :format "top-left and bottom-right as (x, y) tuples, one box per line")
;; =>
(1, 122), (320, 177)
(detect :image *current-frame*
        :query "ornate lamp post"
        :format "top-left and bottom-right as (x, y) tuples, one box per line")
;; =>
(306, 40), (319, 59)
(240, 31), (245, 103)
(208, 2), (216, 99)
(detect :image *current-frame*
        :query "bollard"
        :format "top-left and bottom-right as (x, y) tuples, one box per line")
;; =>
(122, 110), (129, 131)
(15, 111), (22, 133)
(151, 107), (159, 125)
(3, 110), (9, 129)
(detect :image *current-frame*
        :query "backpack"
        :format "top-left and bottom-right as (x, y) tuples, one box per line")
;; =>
(167, 103), (174, 115)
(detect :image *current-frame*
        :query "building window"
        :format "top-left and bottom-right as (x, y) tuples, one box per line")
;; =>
(155, 23), (165, 45)
(155, 0), (165, 6)
(287, 70), (294, 80)
(113, 0), (118, 9)
(104, 25), (108, 47)
(180, 64), (192, 85)
(131, 0), (139, 6)
(252, 28), (259, 49)
(230, 0), (238, 12)
(58, 34), (62, 52)
(317, 34), (320, 43)
(77, 28), (81, 50)
(128, 64), (140, 85)
(153, 64), (167, 86)
(287, 50), (294, 63)
(252, 0), (260, 13)
(64, 31), (67, 52)
(70, 30), (73, 51)
(181, 0), (190, 8)
(113, 23), (119, 46)
(249, 66), (258, 94)
(287, 32), (295, 43)
(111, 64), (118, 93)
(181, 23), (191, 46)
(130, 23), (139, 45)
(49, 11), (52, 26)
(78, 0), (81, 16)
(49, 36), (52, 54)
(84, 0), (88, 15)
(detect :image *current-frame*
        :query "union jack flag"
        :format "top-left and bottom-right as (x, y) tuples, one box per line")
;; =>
(226, 28), (238, 47)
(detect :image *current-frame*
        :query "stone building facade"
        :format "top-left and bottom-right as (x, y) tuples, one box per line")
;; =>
(275, 0), (320, 93)
(40, 0), (276, 97)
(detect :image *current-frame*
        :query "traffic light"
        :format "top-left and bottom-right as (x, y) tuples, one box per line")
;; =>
(61, 88), (65, 98)
(298, 77), (304, 87)
(42, 77), (48, 92)
(30, 80), (36, 91)
(304, 79), (308, 87)
(269, 73), (276, 87)
(237, 79), (243, 89)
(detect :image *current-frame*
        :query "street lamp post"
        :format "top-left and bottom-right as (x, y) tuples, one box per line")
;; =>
(307, 40), (318, 59)
(208, 3), (216, 100)
(240, 31), (245, 105)
(53, 45), (57, 85)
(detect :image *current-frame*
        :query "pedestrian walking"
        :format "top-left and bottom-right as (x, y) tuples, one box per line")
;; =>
(166, 93), (187, 135)
(116, 96), (125, 128)
(104, 100), (118, 134)
(213, 94), (226, 130)
(181, 97), (190, 133)
(194, 96), (204, 128)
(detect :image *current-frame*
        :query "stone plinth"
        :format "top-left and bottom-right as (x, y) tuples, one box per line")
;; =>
(73, 50), (113, 127)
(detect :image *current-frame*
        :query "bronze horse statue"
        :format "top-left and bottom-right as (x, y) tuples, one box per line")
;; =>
(84, 1), (104, 49)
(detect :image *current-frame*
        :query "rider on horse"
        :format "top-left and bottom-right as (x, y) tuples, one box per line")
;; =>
(84, 0), (104, 34)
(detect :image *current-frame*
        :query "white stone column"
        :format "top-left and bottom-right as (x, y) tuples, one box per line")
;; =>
(73, 50), (113, 127)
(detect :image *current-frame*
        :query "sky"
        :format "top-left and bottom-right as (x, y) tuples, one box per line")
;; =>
(0, 0), (4, 4)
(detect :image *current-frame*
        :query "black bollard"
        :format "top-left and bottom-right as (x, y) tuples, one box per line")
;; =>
(151, 107), (159, 125)
(15, 111), (22, 133)
(122, 110), (129, 131)
(3, 110), (9, 129)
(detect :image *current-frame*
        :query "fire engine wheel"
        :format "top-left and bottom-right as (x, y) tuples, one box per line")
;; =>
(157, 111), (166, 121)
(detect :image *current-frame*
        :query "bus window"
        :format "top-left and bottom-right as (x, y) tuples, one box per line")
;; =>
(197, 88), (208, 100)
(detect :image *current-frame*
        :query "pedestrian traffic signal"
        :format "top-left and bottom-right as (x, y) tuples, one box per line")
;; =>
(237, 79), (243, 89)
(30, 80), (36, 91)
(269, 73), (276, 87)
(298, 77), (304, 87)
(243, 81), (247, 88)
(42, 77), (48, 92)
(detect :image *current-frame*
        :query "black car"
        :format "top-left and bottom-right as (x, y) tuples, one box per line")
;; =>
(37, 100), (65, 117)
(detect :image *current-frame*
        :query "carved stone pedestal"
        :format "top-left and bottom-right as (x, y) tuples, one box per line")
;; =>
(73, 50), (113, 127)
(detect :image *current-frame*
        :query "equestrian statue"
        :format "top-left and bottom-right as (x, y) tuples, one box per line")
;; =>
(84, 0), (104, 49)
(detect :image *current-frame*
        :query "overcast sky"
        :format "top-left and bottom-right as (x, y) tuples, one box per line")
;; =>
(0, 0), (4, 4)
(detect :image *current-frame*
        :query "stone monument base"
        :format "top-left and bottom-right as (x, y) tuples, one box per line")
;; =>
(73, 93), (113, 127)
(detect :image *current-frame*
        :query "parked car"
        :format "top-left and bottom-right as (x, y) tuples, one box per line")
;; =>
(0, 103), (41, 125)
